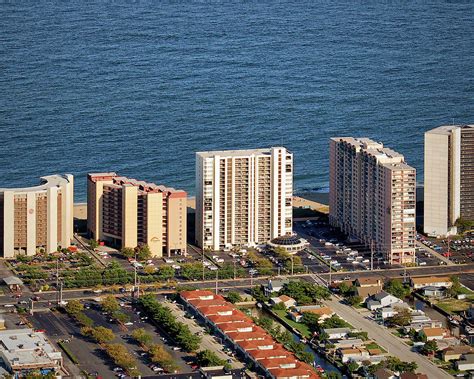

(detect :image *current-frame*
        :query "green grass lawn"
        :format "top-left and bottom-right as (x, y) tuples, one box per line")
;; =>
(365, 342), (387, 353)
(436, 298), (473, 314)
(272, 309), (312, 339)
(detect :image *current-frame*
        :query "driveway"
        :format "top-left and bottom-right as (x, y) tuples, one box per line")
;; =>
(324, 297), (451, 379)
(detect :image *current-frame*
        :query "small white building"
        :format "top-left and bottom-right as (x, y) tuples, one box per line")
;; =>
(366, 291), (403, 311)
(410, 276), (452, 290)
(270, 295), (296, 308)
(456, 353), (474, 371)
(323, 327), (351, 340)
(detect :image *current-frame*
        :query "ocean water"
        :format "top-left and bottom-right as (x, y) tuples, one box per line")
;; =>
(1, 2), (473, 201)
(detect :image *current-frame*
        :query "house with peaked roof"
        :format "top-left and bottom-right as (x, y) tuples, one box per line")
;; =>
(410, 276), (452, 289)
(366, 291), (403, 311)
(442, 345), (474, 362)
(420, 327), (448, 341)
(270, 295), (296, 308)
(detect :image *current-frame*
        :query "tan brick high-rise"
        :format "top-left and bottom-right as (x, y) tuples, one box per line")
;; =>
(0, 174), (74, 258)
(87, 173), (186, 257)
(329, 138), (416, 265)
(424, 125), (474, 237)
(195, 147), (293, 250)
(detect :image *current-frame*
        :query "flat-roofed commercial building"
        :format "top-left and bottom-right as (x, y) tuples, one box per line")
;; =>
(0, 329), (62, 374)
(0, 175), (74, 258)
(329, 138), (416, 265)
(196, 147), (293, 250)
(87, 173), (186, 257)
(424, 125), (474, 237)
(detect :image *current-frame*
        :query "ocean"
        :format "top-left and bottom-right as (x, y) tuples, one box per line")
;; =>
(1, 2), (473, 201)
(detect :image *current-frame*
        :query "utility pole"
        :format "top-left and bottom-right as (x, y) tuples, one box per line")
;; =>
(233, 258), (236, 280)
(56, 258), (60, 304)
(215, 269), (219, 294)
(370, 241), (374, 271)
(29, 299), (34, 316)
(329, 260), (332, 286)
(202, 248), (206, 281)
(59, 281), (63, 305)
(250, 272), (254, 287)
(447, 235), (451, 260)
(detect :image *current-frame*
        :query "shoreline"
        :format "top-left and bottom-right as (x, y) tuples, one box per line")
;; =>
(73, 192), (330, 220)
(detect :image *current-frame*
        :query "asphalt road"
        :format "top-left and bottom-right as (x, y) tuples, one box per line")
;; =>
(325, 296), (452, 379)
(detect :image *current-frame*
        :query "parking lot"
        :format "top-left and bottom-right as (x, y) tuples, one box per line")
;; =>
(294, 220), (444, 272)
(29, 299), (195, 378)
(418, 232), (474, 264)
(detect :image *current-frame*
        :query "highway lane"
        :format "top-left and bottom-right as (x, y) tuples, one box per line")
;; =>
(3, 263), (474, 309)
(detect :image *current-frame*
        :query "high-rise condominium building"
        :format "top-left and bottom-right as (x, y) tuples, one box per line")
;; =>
(87, 173), (186, 257)
(424, 125), (474, 237)
(195, 147), (293, 250)
(0, 175), (74, 258)
(329, 138), (416, 265)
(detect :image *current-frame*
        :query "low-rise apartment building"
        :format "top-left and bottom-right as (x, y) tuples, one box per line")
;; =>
(180, 290), (319, 379)
(0, 174), (74, 258)
(87, 173), (186, 257)
(329, 137), (416, 265)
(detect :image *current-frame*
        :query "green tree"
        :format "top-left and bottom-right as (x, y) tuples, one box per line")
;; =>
(301, 312), (320, 332)
(251, 285), (268, 303)
(421, 340), (438, 356)
(89, 239), (99, 249)
(225, 291), (243, 304)
(279, 280), (330, 304)
(455, 217), (474, 234)
(132, 328), (153, 346)
(347, 361), (359, 373)
(196, 349), (226, 367)
(136, 244), (152, 261)
(112, 311), (130, 324)
(447, 275), (462, 297)
(256, 316), (273, 330)
(121, 247), (135, 258)
(85, 326), (115, 344)
(156, 265), (175, 280)
(384, 279), (410, 299)
(321, 314), (351, 329)
(65, 299), (83, 315)
(101, 295), (120, 313)
(387, 307), (412, 326)
(346, 295), (362, 306)
(149, 344), (178, 372)
(74, 312), (94, 327)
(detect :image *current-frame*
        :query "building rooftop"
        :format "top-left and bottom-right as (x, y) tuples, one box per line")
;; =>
(0, 329), (61, 369)
(88, 172), (185, 196)
(0, 174), (72, 193)
(3, 276), (23, 286)
(196, 147), (289, 159)
(411, 276), (451, 285)
(426, 124), (474, 135)
(421, 327), (446, 337)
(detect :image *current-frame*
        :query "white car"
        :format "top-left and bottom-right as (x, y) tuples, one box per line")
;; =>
(172, 265), (181, 270)
(208, 265), (218, 271)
